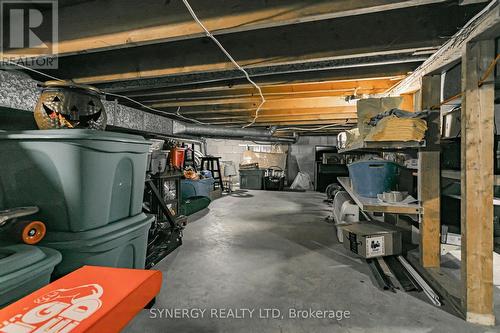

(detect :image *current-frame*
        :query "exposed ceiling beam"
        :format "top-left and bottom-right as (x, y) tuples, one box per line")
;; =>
(196, 112), (357, 121)
(128, 77), (401, 102)
(1, 0), (449, 57)
(178, 106), (357, 116)
(97, 62), (420, 92)
(388, 0), (499, 94)
(150, 95), (351, 109)
(207, 119), (357, 126)
(43, 2), (481, 84)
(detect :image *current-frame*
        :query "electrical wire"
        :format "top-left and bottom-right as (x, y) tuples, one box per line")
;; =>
(174, 106), (207, 125)
(181, 0), (266, 128)
(3, 59), (62, 81)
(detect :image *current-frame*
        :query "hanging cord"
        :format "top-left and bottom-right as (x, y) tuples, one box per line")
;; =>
(2, 59), (208, 124)
(174, 106), (207, 125)
(478, 54), (500, 87)
(181, 0), (266, 128)
(3, 60), (62, 81)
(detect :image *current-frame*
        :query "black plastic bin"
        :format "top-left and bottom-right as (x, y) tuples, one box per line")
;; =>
(264, 176), (284, 191)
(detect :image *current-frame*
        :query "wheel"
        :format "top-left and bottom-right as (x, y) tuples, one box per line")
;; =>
(15, 220), (46, 244)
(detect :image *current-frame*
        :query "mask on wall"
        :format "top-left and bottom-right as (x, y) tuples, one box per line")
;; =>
(34, 81), (107, 130)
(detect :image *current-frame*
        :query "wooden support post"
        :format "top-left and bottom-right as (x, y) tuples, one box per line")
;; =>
(418, 75), (441, 268)
(461, 39), (495, 326)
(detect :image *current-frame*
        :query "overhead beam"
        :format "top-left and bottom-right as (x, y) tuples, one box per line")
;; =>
(1, 0), (449, 57)
(150, 96), (351, 109)
(44, 2), (481, 84)
(124, 76), (404, 99)
(95, 62), (422, 92)
(388, 0), (499, 94)
(131, 78), (400, 103)
(207, 119), (356, 126)
(178, 106), (357, 116)
(195, 113), (357, 122)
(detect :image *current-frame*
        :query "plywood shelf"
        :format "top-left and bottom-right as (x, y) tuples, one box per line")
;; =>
(441, 169), (500, 185)
(337, 177), (421, 214)
(338, 140), (425, 153)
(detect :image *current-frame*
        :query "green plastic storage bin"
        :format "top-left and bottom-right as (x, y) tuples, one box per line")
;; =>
(0, 244), (61, 307)
(40, 213), (153, 278)
(0, 129), (151, 232)
(239, 169), (265, 190)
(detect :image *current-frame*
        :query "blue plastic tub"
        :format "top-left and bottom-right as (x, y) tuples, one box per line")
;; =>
(348, 160), (400, 197)
(181, 178), (215, 199)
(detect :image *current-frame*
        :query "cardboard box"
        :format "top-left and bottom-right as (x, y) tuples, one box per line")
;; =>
(340, 222), (402, 258)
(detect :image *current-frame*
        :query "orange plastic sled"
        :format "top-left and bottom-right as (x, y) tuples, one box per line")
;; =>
(0, 265), (162, 333)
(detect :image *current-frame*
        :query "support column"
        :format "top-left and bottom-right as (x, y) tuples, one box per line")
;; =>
(418, 75), (441, 268)
(461, 39), (495, 326)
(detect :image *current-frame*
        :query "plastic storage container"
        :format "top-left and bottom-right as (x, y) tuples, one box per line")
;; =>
(40, 213), (153, 278)
(240, 169), (265, 190)
(171, 147), (186, 169)
(0, 130), (151, 232)
(348, 160), (400, 197)
(0, 244), (61, 307)
(181, 178), (215, 199)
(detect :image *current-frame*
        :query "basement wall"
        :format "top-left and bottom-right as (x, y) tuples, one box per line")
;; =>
(206, 136), (338, 188)
(288, 135), (337, 186)
(0, 70), (174, 135)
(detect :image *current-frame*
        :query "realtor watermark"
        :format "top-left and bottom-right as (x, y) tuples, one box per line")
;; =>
(150, 307), (351, 321)
(0, 0), (58, 68)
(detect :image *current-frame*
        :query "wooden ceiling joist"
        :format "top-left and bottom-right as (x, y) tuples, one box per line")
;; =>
(43, 2), (481, 84)
(150, 96), (352, 109)
(2, 0), (449, 57)
(124, 76), (405, 99)
(178, 106), (357, 116)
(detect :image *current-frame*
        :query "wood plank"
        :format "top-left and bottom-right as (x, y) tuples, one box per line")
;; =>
(151, 96), (352, 109)
(418, 151), (441, 267)
(0, 0), (448, 57)
(388, 1), (500, 94)
(418, 75), (441, 269)
(338, 140), (424, 153)
(126, 77), (404, 99)
(196, 113), (357, 122)
(45, 2), (481, 84)
(179, 106), (357, 116)
(460, 39), (495, 326)
(337, 177), (422, 214)
(207, 119), (356, 126)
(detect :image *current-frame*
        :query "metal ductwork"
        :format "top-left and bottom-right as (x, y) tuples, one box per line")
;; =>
(173, 121), (276, 138)
(241, 135), (297, 144)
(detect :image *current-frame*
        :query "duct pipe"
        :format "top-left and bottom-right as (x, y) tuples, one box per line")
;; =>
(241, 135), (297, 144)
(173, 121), (275, 138)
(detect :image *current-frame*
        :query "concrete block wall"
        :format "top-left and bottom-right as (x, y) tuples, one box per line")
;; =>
(206, 135), (337, 188)
(288, 135), (337, 185)
(205, 138), (256, 185)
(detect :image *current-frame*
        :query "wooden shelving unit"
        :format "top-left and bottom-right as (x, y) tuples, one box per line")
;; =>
(338, 140), (425, 154)
(337, 177), (421, 214)
(442, 169), (500, 186)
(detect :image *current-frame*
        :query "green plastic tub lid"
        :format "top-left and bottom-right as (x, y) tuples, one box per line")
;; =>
(41, 213), (154, 246)
(0, 244), (61, 276)
(0, 129), (151, 146)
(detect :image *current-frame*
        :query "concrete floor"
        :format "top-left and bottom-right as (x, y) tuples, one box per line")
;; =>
(125, 190), (499, 333)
